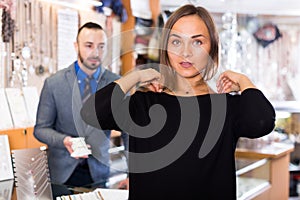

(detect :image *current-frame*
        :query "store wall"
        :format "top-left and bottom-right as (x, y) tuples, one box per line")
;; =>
(212, 13), (300, 102)
(0, 0), (122, 93)
(1, 0), (300, 101)
(0, 0), (124, 130)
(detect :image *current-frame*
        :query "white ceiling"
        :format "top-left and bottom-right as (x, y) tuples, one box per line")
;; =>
(160, 0), (300, 16)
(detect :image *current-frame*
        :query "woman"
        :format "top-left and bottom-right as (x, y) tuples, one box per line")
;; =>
(81, 4), (275, 199)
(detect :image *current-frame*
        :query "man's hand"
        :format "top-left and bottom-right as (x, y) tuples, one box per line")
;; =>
(118, 178), (129, 190)
(63, 136), (90, 159)
(63, 136), (74, 155)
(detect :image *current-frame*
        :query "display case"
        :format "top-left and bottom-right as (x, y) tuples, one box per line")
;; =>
(236, 142), (294, 200)
(236, 158), (270, 200)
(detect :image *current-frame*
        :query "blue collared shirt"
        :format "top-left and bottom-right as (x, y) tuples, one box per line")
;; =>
(75, 61), (101, 97)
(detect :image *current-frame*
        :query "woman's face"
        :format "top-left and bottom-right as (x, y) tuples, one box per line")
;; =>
(167, 15), (211, 79)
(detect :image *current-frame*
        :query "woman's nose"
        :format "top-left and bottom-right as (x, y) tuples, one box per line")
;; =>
(181, 44), (193, 58)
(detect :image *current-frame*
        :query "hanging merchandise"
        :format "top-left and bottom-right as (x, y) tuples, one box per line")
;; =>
(134, 17), (153, 36)
(133, 19), (153, 62)
(160, 0), (190, 12)
(1, 9), (14, 42)
(130, 0), (153, 36)
(253, 23), (282, 48)
(134, 35), (149, 55)
(0, 0), (15, 43)
(161, 10), (172, 24)
(130, 0), (152, 20)
(131, 0), (153, 63)
(147, 14), (165, 62)
(219, 12), (239, 71)
(56, 8), (78, 71)
(219, 12), (254, 77)
(147, 27), (160, 62)
(135, 54), (148, 66)
(95, 0), (128, 23)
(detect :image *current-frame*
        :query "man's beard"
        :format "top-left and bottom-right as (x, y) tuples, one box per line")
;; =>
(78, 51), (101, 71)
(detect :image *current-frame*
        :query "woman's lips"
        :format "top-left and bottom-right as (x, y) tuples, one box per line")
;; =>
(180, 62), (193, 68)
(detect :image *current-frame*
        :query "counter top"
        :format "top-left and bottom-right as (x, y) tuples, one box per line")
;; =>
(235, 142), (294, 159)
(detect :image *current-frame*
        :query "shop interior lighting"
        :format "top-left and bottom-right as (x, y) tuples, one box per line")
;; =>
(39, 0), (103, 10)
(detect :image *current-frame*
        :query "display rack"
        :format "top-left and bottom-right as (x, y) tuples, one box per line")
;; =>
(11, 148), (53, 200)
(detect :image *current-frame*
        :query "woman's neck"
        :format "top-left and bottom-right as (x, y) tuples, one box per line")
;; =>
(165, 75), (215, 96)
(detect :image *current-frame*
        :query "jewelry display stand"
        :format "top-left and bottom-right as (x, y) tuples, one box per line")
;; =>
(0, 135), (14, 181)
(57, 188), (128, 200)
(11, 148), (53, 200)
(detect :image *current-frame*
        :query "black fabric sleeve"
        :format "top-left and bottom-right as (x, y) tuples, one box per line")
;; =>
(81, 82), (126, 131)
(234, 88), (276, 138)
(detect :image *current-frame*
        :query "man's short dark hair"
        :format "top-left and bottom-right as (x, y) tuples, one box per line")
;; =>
(77, 22), (104, 41)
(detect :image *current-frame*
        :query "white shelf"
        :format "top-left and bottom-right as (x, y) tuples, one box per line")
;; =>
(236, 158), (268, 176)
(272, 101), (300, 113)
(237, 177), (270, 200)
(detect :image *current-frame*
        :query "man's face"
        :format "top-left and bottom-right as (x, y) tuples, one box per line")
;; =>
(75, 28), (107, 72)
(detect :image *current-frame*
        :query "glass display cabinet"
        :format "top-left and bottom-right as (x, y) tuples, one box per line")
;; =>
(236, 158), (270, 200)
(236, 142), (294, 200)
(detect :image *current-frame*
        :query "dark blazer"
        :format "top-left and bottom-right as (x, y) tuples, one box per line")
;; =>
(34, 63), (121, 185)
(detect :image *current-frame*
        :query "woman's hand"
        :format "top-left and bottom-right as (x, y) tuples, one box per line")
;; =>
(216, 70), (256, 93)
(116, 68), (164, 93)
(137, 68), (163, 92)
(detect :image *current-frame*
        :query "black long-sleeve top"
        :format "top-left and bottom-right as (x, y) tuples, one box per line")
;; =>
(81, 82), (275, 200)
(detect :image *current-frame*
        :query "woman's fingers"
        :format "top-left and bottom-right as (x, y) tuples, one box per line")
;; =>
(138, 69), (164, 93)
(144, 81), (163, 93)
(217, 75), (239, 93)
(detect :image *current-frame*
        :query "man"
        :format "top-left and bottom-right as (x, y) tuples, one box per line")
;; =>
(34, 22), (127, 188)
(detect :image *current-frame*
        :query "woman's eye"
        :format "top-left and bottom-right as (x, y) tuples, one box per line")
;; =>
(171, 39), (181, 46)
(193, 40), (202, 47)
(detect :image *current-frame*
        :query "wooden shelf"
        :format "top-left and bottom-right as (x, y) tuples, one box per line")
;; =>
(0, 127), (46, 150)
